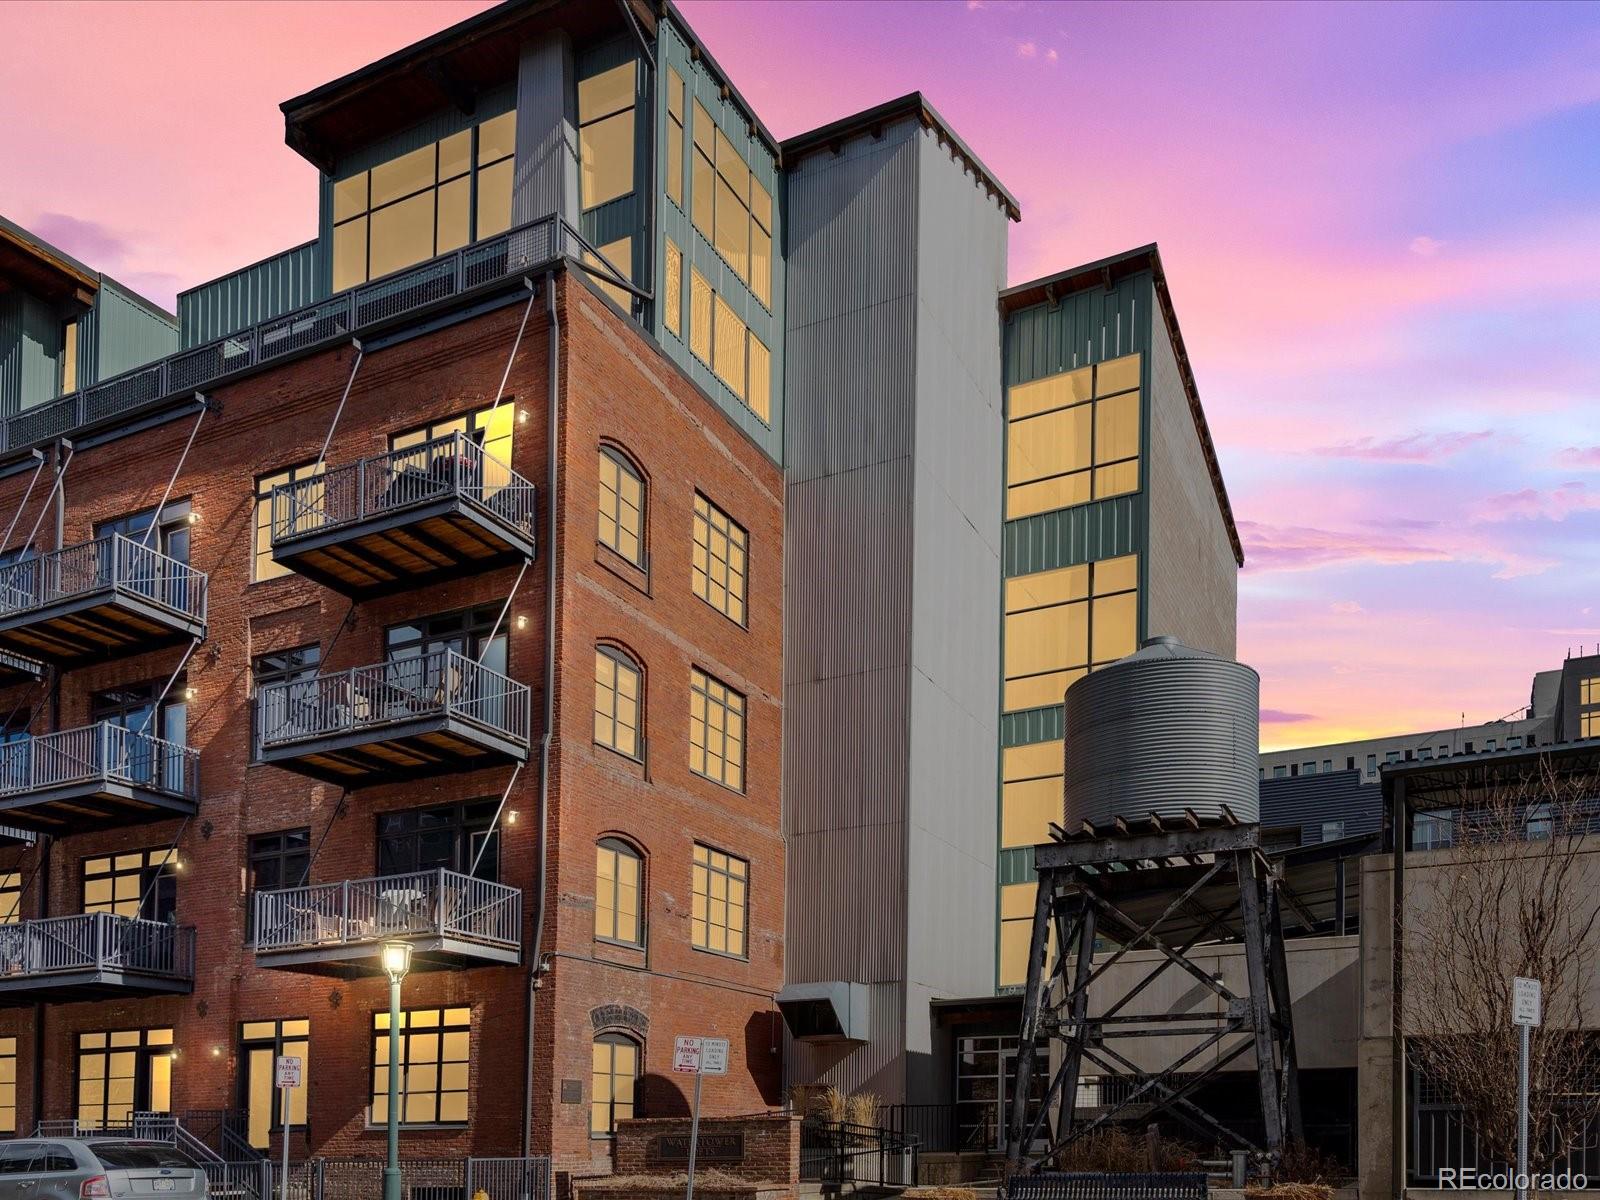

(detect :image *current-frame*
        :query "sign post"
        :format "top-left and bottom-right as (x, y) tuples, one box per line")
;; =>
(274, 1055), (303, 1200)
(1512, 977), (1541, 1200)
(673, 1036), (730, 1200)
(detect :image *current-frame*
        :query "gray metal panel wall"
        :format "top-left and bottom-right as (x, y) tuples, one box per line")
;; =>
(0, 291), (63, 414)
(515, 32), (579, 229)
(87, 278), (177, 383)
(1144, 291), (1238, 657)
(1259, 770), (1382, 844)
(177, 241), (322, 347)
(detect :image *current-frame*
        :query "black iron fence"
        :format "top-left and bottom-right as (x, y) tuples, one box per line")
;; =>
(799, 1118), (919, 1189)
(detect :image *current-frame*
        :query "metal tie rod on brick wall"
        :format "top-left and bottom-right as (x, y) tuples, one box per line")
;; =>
(0, 450), (46, 556)
(139, 401), (209, 549)
(310, 343), (365, 481)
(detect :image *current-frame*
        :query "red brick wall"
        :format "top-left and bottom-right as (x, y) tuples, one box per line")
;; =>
(0, 266), (784, 1172)
(610, 1115), (800, 1182)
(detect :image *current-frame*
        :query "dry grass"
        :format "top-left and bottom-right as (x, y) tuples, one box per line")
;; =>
(903, 1189), (980, 1200)
(1244, 1184), (1334, 1200)
(1052, 1126), (1201, 1172)
(845, 1090), (881, 1127)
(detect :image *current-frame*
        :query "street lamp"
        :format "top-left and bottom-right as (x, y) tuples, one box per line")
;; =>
(381, 941), (413, 1200)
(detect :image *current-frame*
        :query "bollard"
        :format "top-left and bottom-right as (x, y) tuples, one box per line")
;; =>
(1231, 1149), (1248, 1189)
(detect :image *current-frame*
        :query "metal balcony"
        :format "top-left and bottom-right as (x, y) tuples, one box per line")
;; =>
(0, 652), (43, 689)
(253, 869), (521, 973)
(0, 912), (196, 1005)
(0, 534), (208, 665)
(0, 721), (200, 833)
(256, 648), (530, 786)
(270, 432), (536, 598)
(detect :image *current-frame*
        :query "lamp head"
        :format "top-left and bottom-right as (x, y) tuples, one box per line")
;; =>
(380, 940), (413, 982)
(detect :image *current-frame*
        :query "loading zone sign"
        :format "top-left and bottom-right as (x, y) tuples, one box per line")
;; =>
(1513, 977), (1542, 1028)
(673, 1036), (730, 1076)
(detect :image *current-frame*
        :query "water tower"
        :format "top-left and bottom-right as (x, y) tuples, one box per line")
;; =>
(1005, 637), (1302, 1172)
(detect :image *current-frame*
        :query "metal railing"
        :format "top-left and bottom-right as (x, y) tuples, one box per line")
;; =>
(0, 912), (196, 982)
(800, 1118), (920, 1188)
(271, 431), (537, 548)
(253, 868), (520, 955)
(0, 721), (199, 801)
(256, 648), (530, 752)
(0, 533), (207, 625)
(2, 213), (626, 457)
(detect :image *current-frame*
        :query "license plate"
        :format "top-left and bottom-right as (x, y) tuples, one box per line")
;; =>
(153, 1180), (176, 1192)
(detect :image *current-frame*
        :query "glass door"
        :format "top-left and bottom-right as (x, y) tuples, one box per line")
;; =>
(241, 1020), (309, 1150)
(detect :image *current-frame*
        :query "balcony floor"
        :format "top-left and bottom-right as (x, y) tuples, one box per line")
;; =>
(255, 933), (520, 977)
(0, 779), (200, 835)
(0, 590), (206, 666)
(0, 967), (194, 1007)
(273, 497), (535, 600)
(259, 712), (528, 787)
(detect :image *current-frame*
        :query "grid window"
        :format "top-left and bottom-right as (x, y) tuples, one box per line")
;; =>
(579, 62), (636, 211)
(1582, 677), (1600, 706)
(594, 649), (642, 759)
(241, 1019), (309, 1149)
(598, 449), (645, 566)
(1006, 353), (1141, 519)
(1002, 555), (1138, 713)
(83, 850), (176, 922)
(372, 1007), (471, 1126)
(77, 1028), (173, 1128)
(331, 111), (515, 291)
(664, 239), (683, 337)
(689, 669), (745, 791)
(0, 873), (19, 924)
(253, 645), (321, 751)
(255, 462), (323, 581)
(377, 800), (498, 883)
(0, 1038), (13, 1133)
(246, 830), (310, 939)
(691, 844), (747, 957)
(590, 1033), (639, 1136)
(390, 403), (516, 508)
(665, 68), (685, 208)
(687, 271), (770, 423)
(688, 101), (772, 309)
(1002, 740), (1063, 849)
(595, 839), (643, 946)
(1584, 712), (1598, 740)
(691, 495), (747, 624)
(997, 883), (1058, 989)
(61, 319), (78, 396)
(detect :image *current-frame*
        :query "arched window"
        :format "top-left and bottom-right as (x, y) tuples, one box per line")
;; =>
(595, 838), (644, 946)
(598, 448), (645, 566)
(594, 647), (643, 759)
(590, 1032), (640, 1137)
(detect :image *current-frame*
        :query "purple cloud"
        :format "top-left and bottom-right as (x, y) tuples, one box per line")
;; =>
(1314, 430), (1492, 463)
(28, 213), (133, 272)
(1557, 446), (1600, 469)
(1261, 709), (1315, 724)
(1239, 521), (1452, 572)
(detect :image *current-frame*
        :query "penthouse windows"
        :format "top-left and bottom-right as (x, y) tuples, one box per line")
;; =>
(688, 101), (772, 308)
(1006, 354), (1141, 519)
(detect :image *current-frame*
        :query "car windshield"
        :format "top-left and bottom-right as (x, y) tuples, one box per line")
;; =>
(87, 1144), (198, 1170)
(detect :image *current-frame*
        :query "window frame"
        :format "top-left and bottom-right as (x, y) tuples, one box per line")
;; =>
(577, 61), (637, 213)
(691, 493), (748, 626)
(75, 1027), (174, 1128)
(1005, 354), (1142, 519)
(597, 446), (647, 569)
(590, 1031), (641, 1138)
(246, 829), (311, 940)
(0, 1037), (14, 1134)
(689, 842), (749, 960)
(254, 461), (323, 583)
(1001, 554), (1138, 714)
(593, 646), (644, 762)
(376, 799), (500, 884)
(81, 849), (177, 923)
(369, 1006), (472, 1128)
(239, 1018), (310, 1140)
(594, 837), (645, 948)
(688, 668), (746, 793)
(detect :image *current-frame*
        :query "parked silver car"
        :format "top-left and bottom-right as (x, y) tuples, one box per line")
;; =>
(0, 1140), (207, 1200)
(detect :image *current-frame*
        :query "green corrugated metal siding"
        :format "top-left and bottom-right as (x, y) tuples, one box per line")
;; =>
(0, 292), (63, 413)
(84, 278), (177, 384)
(998, 846), (1034, 886)
(1004, 272), (1147, 387)
(1004, 493), (1141, 578)
(177, 241), (322, 347)
(1000, 705), (1064, 750)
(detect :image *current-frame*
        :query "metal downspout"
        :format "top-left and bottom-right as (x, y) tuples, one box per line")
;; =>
(523, 271), (560, 1160)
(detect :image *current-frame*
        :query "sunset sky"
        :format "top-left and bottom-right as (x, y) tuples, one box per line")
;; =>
(2, 0), (1596, 750)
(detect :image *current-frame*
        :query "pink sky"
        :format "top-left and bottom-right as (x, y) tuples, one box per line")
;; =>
(3, 0), (1597, 750)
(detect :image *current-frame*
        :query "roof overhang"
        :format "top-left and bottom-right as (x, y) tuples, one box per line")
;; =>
(1001, 245), (1244, 567)
(776, 980), (871, 1043)
(280, 0), (657, 173)
(0, 217), (98, 308)
(1381, 738), (1600, 813)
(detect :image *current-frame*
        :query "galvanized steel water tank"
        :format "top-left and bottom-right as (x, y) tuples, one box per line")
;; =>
(1063, 635), (1259, 828)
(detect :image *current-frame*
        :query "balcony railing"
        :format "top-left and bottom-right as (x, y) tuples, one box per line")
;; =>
(0, 912), (196, 984)
(0, 533), (207, 625)
(258, 649), (530, 753)
(254, 869), (521, 960)
(0, 721), (199, 805)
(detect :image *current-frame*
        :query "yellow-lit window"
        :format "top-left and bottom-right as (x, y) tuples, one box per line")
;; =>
(579, 62), (636, 211)
(692, 494), (747, 624)
(750, 180), (772, 307)
(60, 319), (79, 396)
(712, 295), (746, 399)
(83, 850), (176, 921)
(664, 239), (683, 337)
(1006, 353), (1141, 519)
(390, 403), (513, 470)
(1583, 712), (1598, 740)
(691, 843), (747, 957)
(242, 1019), (309, 1150)
(331, 111), (515, 291)
(686, 97), (771, 308)
(1003, 555), (1137, 712)
(595, 839), (643, 945)
(594, 648), (642, 759)
(1582, 677), (1599, 706)
(598, 448), (645, 566)
(998, 884), (1055, 989)
(714, 127), (750, 279)
(691, 101), (715, 242)
(746, 332), (771, 423)
(591, 236), (634, 311)
(666, 68), (685, 208)
(372, 1007), (471, 1126)
(689, 669), (745, 791)
(254, 461), (322, 582)
(1002, 740), (1063, 849)
(77, 1028), (173, 1128)
(591, 1033), (639, 1136)
(0, 872), (20, 924)
(0, 1038), (13, 1134)
(689, 268), (713, 364)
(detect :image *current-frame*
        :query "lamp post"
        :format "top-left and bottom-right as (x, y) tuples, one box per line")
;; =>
(381, 941), (413, 1200)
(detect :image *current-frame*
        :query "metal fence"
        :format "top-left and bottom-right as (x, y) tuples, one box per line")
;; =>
(0, 912), (195, 981)
(2, 213), (624, 458)
(0, 533), (207, 625)
(0, 720), (199, 801)
(257, 649), (531, 752)
(271, 432), (537, 547)
(1410, 1096), (1600, 1185)
(254, 868), (521, 955)
(799, 1119), (919, 1188)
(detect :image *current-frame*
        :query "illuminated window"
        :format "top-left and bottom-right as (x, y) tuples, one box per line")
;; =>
(241, 1019), (309, 1150)
(76, 1028), (173, 1127)
(60, 319), (79, 396)
(1584, 712), (1598, 740)
(689, 669), (744, 791)
(371, 1007), (471, 1126)
(689, 268), (713, 364)
(0, 872), (19, 924)
(663, 239), (683, 337)
(688, 100), (772, 307)
(1003, 555), (1138, 712)
(254, 461), (322, 581)
(998, 884), (1055, 989)
(595, 839), (642, 946)
(598, 448), (645, 566)
(1002, 740), (1063, 849)
(713, 295), (746, 399)
(1006, 353), (1141, 519)
(1581, 678), (1599, 740)
(687, 271), (770, 423)
(591, 1033), (639, 1136)
(691, 843), (747, 957)
(590, 236), (635, 311)
(579, 62), (636, 211)
(691, 101), (715, 243)
(746, 333), (771, 422)
(83, 850), (176, 922)
(330, 111), (515, 291)
(594, 648), (642, 759)
(1582, 677), (1600, 706)
(665, 68), (685, 208)
(691, 494), (747, 624)
(750, 180), (772, 307)
(0, 1038), (13, 1133)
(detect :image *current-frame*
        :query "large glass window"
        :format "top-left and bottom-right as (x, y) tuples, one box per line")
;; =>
(998, 883), (1056, 989)
(663, 239), (683, 338)
(688, 103), (772, 308)
(83, 849), (176, 923)
(665, 69), (685, 208)
(1003, 555), (1137, 713)
(385, 604), (507, 677)
(377, 800), (498, 883)
(687, 269), (770, 422)
(598, 449), (645, 566)
(1002, 740), (1063, 849)
(955, 1035), (1049, 1153)
(692, 494), (747, 624)
(371, 1007), (470, 1126)
(0, 1038), (13, 1134)
(331, 111), (515, 291)
(595, 839), (643, 946)
(691, 843), (747, 958)
(579, 62), (636, 211)
(246, 830), (311, 940)
(1006, 353), (1141, 519)
(1581, 676), (1599, 740)
(590, 1033), (639, 1137)
(0, 873), (19, 924)
(92, 681), (187, 792)
(390, 403), (513, 475)
(76, 1028), (173, 1127)
(594, 648), (642, 759)
(241, 1019), (309, 1150)
(255, 462), (322, 582)
(60, 319), (78, 396)
(689, 669), (745, 791)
